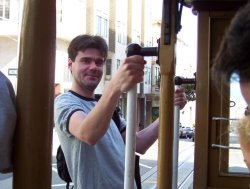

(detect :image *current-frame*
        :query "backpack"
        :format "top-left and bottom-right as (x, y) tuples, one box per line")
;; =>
(56, 100), (141, 189)
(56, 145), (73, 189)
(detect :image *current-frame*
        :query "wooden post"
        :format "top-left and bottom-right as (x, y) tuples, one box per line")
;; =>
(157, 0), (177, 188)
(13, 0), (56, 188)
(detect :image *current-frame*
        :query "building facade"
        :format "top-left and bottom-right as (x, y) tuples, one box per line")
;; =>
(0, 0), (160, 126)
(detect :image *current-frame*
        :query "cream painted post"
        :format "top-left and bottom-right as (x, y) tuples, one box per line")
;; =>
(13, 0), (56, 188)
(157, 0), (177, 188)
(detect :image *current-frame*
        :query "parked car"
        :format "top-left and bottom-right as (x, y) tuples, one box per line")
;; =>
(179, 126), (187, 138)
(185, 127), (194, 139)
(192, 127), (195, 142)
(179, 126), (194, 139)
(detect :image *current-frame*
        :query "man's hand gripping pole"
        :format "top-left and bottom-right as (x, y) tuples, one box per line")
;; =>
(124, 43), (158, 189)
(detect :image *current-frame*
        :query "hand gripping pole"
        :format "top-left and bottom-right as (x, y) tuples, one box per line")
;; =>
(124, 43), (158, 189)
(172, 84), (180, 189)
(172, 76), (196, 188)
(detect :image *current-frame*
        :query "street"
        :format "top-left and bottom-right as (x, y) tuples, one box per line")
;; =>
(0, 131), (195, 189)
(139, 138), (194, 189)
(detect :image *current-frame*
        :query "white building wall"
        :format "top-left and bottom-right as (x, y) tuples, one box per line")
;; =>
(56, 0), (86, 40)
(94, 0), (109, 41)
(10, 0), (20, 21)
(55, 0), (88, 92)
(131, 0), (142, 44)
(142, 0), (155, 94)
(93, 0), (110, 94)
(115, 0), (128, 72)
(0, 0), (159, 98)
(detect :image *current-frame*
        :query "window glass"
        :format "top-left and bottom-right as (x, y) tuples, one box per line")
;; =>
(217, 74), (250, 176)
(0, 0), (10, 20)
(105, 59), (112, 80)
(228, 81), (249, 174)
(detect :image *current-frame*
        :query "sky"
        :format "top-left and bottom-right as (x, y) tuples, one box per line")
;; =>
(151, 2), (197, 78)
(176, 6), (197, 78)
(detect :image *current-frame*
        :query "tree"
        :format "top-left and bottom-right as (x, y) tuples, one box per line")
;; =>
(182, 84), (196, 101)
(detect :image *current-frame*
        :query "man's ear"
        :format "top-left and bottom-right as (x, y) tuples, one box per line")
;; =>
(68, 58), (73, 73)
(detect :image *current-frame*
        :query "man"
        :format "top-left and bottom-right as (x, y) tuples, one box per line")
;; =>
(212, 2), (250, 170)
(54, 34), (187, 188)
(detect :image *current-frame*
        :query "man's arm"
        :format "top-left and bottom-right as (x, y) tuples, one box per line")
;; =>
(120, 87), (187, 154)
(68, 55), (145, 145)
(136, 87), (187, 154)
(137, 87), (187, 154)
(135, 118), (159, 154)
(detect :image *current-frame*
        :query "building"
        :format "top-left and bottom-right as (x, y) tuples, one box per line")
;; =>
(0, 0), (160, 127)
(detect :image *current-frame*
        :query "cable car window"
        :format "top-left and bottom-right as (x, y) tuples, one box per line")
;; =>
(228, 80), (249, 174)
(213, 77), (250, 176)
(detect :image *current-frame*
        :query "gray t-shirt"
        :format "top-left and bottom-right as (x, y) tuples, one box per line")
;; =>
(54, 91), (126, 189)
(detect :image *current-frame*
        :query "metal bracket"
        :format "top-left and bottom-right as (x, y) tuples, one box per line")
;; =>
(163, 0), (171, 45)
(211, 144), (241, 150)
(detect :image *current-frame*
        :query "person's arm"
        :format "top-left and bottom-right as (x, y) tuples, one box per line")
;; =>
(135, 118), (159, 154)
(69, 55), (145, 145)
(135, 87), (187, 154)
(119, 117), (159, 155)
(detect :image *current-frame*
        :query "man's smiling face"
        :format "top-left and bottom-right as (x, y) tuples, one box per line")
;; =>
(69, 48), (105, 93)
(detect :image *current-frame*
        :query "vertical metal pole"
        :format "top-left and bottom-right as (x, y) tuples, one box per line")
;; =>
(139, 82), (146, 130)
(139, 96), (146, 130)
(13, 0), (56, 188)
(124, 43), (158, 189)
(172, 86), (180, 189)
(124, 86), (137, 189)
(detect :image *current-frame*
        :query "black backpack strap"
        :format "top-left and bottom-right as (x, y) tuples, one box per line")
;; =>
(66, 182), (74, 189)
(66, 182), (70, 189)
(111, 107), (122, 130)
(135, 155), (142, 189)
(56, 146), (72, 184)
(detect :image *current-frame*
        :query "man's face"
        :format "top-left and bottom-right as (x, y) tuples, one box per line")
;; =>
(68, 48), (105, 92)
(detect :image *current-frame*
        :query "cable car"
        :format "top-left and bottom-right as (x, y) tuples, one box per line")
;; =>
(3, 0), (249, 188)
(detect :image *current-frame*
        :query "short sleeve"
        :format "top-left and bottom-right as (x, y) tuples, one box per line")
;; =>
(54, 94), (85, 137)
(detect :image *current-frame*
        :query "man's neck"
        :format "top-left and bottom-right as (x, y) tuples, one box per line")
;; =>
(70, 86), (95, 99)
